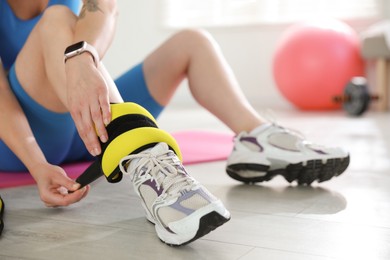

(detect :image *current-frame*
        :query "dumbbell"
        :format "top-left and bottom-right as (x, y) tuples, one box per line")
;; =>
(333, 77), (379, 116)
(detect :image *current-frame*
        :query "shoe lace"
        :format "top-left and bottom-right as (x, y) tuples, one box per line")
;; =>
(119, 149), (196, 197)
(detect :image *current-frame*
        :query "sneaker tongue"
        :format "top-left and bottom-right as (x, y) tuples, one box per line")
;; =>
(127, 145), (157, 172)
(128, 142), (179, 175)
(150, 142), (169, 154)
(150, 143), (180, 165)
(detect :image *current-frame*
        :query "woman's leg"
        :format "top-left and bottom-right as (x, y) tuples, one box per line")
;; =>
(15, 5), (121, 114)
(114, 63), (164, 118)
(0, 64), (76, 171)
(0, 6), (85, 170)
(142, 29), (265, 134)
(139, 29), (350, 185)
(14, 6), (77, 113)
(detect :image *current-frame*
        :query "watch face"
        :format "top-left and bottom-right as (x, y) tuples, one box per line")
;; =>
(65, 41), (86, 54)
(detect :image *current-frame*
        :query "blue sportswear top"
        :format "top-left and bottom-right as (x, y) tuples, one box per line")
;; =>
(0, 0), (81, 70)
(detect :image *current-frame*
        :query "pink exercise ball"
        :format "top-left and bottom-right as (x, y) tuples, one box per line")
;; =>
(272, 19), (364, 110)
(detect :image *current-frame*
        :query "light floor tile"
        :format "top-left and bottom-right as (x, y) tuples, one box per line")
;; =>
(1, 108), (390, 260)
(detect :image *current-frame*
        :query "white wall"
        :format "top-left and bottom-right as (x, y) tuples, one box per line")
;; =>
(104, 0), (383, 110)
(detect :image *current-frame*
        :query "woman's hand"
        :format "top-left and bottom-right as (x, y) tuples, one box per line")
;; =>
(65, 53), (111, 157)
(30, 162), (90, 207)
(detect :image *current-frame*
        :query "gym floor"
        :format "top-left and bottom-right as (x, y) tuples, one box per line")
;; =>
(0, 105), (389, 260)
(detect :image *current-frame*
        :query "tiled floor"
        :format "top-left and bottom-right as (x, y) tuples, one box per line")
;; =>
(1, 106), (390, 260)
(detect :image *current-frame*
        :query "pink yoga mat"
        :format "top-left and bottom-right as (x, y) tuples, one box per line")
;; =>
(0, 130), (234, 188)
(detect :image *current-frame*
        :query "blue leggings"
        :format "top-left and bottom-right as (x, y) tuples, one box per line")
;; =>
(0, 63), (164, 171)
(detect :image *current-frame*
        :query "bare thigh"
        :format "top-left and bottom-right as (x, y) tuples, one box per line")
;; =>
(15, 6), (78, 113)
(142, 30), (204, 106)
(142, 29), (263, 133)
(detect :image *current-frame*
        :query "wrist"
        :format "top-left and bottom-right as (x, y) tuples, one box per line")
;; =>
(26, 157), (48, 178)
(16, 136), (48, 174)
(65, 52), (96, 67)
(64, 41), (100, 67)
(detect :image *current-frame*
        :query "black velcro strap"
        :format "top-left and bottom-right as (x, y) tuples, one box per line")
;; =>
(101, 114), (158, 154)
(75, 113), (158, 186)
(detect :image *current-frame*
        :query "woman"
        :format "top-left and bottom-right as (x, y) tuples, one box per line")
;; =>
(0, 0), (349, 244)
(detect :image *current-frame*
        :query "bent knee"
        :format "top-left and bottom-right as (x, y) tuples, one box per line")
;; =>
(39, 5), (77, 32)
(42, 5), (78, 20)
(173, 28), (216, 47)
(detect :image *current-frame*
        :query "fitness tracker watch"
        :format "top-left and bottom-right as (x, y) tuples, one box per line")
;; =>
(64, 41), (100, 67)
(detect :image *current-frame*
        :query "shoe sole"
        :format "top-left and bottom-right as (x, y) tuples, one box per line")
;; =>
(144, 201), (231, 246)
(164, 211), (230, 247)
(226, 156), (350, 185)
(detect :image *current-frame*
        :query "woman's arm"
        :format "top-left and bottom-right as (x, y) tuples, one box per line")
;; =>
(65, 0), (120, 157)
(0, 59), (46, 172)
(0, 58), (89, 207)
(74, 0), (118, 59)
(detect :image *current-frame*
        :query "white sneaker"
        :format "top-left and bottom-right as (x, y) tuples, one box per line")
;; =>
(119, 142), (231, 246)
(226, 124), (350, 185)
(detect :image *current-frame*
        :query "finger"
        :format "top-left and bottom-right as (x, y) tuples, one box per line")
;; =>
(57, 186), (68, 195)
(70, 106), (100, 156)
(54, 170), (81, 192)
(69, 109), (84, 139)
(90, 100), (108, 144)
(81, 106), (101, 156)
(99, 93), (111, 127)
(79, 185), (90, 201)
(44, 186), (88, 207)
(42, 191), (70, 207)
(64, 186), (89, 204)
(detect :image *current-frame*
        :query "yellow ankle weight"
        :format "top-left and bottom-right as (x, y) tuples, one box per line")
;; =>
(110, 102), (157, 124)
(100, 102), (182, 183)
